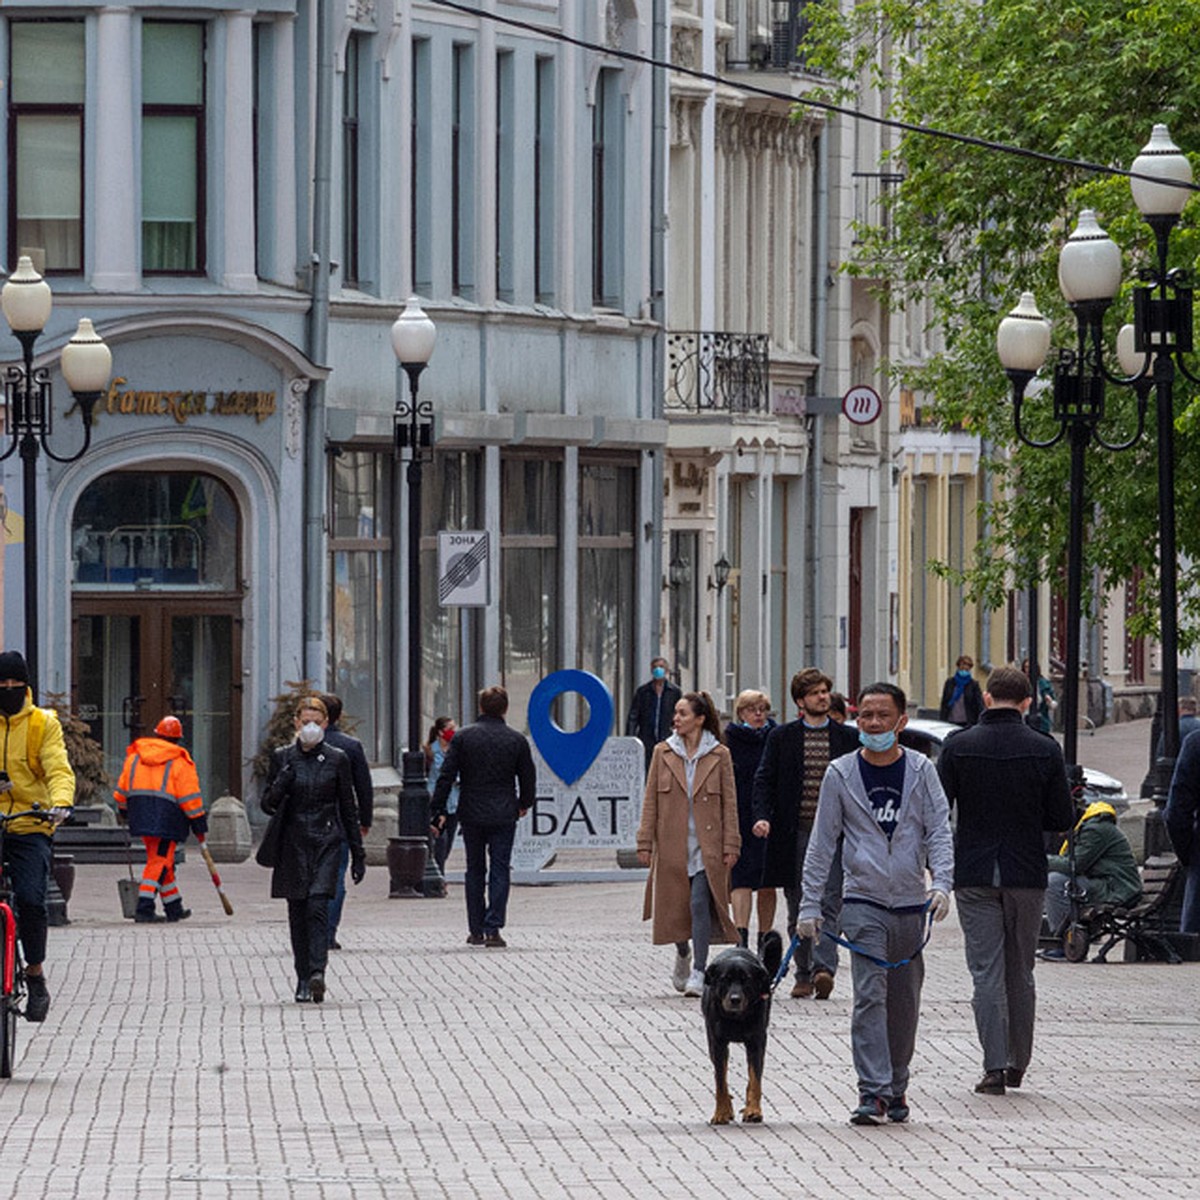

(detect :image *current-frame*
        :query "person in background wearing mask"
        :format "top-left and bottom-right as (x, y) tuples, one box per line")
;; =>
(724, 690), (777, 950)
(319, 693), (374, 950)
(0, 650), (74, 1023)
(799, 682), (954, 1126)
(940, 655), (984, 727)
(425, 717), (459, 873)
(113, 714), (208, 924)
(626, 657), (682, 771)
(261, 696), (365, 1003)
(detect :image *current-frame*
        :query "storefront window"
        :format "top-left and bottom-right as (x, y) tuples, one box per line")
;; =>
(501, 454), (560, 725)
(421, 451), (481, 732)
(330, 452), (392, 760)
(578, 457), (635, 726)
(72, 472), (237, 589)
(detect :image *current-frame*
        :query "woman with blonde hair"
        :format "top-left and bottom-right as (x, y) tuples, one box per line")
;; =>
(636, 691), (740, 996)
(725, 689), (777, 949)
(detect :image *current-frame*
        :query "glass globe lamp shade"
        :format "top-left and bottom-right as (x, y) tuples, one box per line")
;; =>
(1130, 124), (1192, 218)
(996, 292), (1052, 373)
(1058, 210), (1122, 303)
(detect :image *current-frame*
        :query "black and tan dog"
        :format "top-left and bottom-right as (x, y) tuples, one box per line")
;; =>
(701, 930), (783, 1124)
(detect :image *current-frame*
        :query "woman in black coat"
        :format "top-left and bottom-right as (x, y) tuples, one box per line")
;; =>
(724, 690), (777, 949)
(262, 695), (365, 1003)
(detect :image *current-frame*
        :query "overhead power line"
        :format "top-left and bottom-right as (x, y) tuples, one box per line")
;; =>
(428, 0), (1198, 197)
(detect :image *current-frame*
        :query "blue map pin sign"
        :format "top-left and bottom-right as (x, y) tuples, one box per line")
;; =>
(528, 669), (614, 785)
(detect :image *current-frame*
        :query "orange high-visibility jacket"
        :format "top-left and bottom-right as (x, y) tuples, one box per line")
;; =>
(114, 737), (207, 842)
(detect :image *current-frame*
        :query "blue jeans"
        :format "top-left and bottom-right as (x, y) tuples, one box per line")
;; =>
(4, 832), (51, 967)
(461, 822), (516, 936)
(328, 840), (350, 939)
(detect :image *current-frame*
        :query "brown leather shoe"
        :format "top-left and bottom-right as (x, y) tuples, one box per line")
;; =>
(791, 978), (814, 998)
(484, 931), (507, 948)
(975, 1070), (1006, 1095)
(1004, 1067), (1024, 1089)
(812, 970), (835, 999)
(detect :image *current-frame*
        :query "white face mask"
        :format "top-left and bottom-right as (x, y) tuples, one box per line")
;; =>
(297, 721), (323, 748)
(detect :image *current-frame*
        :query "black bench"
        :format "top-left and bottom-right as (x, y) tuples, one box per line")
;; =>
(1068, 854), (1182, 964)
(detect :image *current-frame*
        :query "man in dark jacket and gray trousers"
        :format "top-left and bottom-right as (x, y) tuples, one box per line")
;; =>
(937, 666), (1074, 1097)
(432, 685), (536, 947)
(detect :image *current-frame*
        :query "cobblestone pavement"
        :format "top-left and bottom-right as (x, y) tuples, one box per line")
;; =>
(1, 854), (1195, 1199)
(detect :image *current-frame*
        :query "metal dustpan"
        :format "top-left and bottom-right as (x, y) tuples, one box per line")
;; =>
(119, 830), (139, 918)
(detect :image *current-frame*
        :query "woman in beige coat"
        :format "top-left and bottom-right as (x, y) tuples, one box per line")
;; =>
(636, 691), (740, 996)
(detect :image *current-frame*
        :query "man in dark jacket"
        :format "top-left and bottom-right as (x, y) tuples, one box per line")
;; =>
(431, 685), (536, 947)
(626, 657), (681, 770)
(937, 666), (1074, 1096)
(1164, 728), (1200, 933)
(320, 693), (374, 949)
(751, 667), (858, 998)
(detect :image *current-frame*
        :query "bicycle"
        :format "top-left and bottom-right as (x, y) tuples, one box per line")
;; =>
(0, 805), (56, 1078)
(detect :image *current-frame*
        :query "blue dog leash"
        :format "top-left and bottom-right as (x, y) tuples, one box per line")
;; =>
(770, 901), (935, 992)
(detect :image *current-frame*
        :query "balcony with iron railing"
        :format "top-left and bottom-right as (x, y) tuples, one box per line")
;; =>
(725, 1), (818, 74)
(852, 171), (905, 243)
(665, 331), (770, 415)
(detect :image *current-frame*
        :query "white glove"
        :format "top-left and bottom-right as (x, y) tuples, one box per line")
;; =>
(797, 917), (822, 942)
(928, 889), (950, 922)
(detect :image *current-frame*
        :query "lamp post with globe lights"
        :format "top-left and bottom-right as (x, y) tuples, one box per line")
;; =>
(997, 125), (1194, 849)
(0, 256), (112, 695)
(388, 298), (446, 898)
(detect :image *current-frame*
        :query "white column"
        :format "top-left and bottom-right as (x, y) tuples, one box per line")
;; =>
(223, 9), (257, 290)
(92, 8), (138, 291)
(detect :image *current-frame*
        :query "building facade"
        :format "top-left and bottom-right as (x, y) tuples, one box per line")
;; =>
(1, 0), (667, 807)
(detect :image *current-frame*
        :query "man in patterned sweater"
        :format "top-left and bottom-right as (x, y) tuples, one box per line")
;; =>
(752, 668), (859, 997)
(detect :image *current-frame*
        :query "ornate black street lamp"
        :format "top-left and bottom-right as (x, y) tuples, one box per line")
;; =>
(997, 125), (1193, 848)
(0, 256), (111, 695)
(389, 297), (446, 898)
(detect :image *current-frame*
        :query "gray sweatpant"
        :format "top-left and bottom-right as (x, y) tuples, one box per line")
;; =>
(840, 903), (926, 1100)
(956, 886), (1044, 1074)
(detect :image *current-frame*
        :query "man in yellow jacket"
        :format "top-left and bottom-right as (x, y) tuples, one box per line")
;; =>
(114, 716), (208, 924)
(0, 651), (75, 1022)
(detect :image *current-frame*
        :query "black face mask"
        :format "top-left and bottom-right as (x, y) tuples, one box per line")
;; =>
(0, 686), (25, 717)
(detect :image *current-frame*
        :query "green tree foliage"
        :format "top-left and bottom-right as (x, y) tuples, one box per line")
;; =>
(802, 0), (1200, 644)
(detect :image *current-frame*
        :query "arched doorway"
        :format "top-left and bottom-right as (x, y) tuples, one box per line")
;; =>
(71, 470), (243, 803)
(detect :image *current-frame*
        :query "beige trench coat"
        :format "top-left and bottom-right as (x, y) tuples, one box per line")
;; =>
(636, 739), (741, 946)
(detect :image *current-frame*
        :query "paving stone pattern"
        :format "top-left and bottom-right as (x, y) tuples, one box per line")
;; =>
(1, 835), (1196, 1198)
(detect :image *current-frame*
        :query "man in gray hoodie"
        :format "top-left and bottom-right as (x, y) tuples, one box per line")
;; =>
(798, 682), (954, 1127)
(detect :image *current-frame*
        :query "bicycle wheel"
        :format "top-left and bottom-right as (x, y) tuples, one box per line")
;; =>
(0, 907), (16, 1079)
(0, 989), (15, 1078)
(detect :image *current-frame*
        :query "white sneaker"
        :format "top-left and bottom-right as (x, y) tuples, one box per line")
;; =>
(672, 947), (692, 993)
(684, 968), (705, 997)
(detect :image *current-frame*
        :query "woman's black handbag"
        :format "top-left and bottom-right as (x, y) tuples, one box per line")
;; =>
(255, 799), (287, 868)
